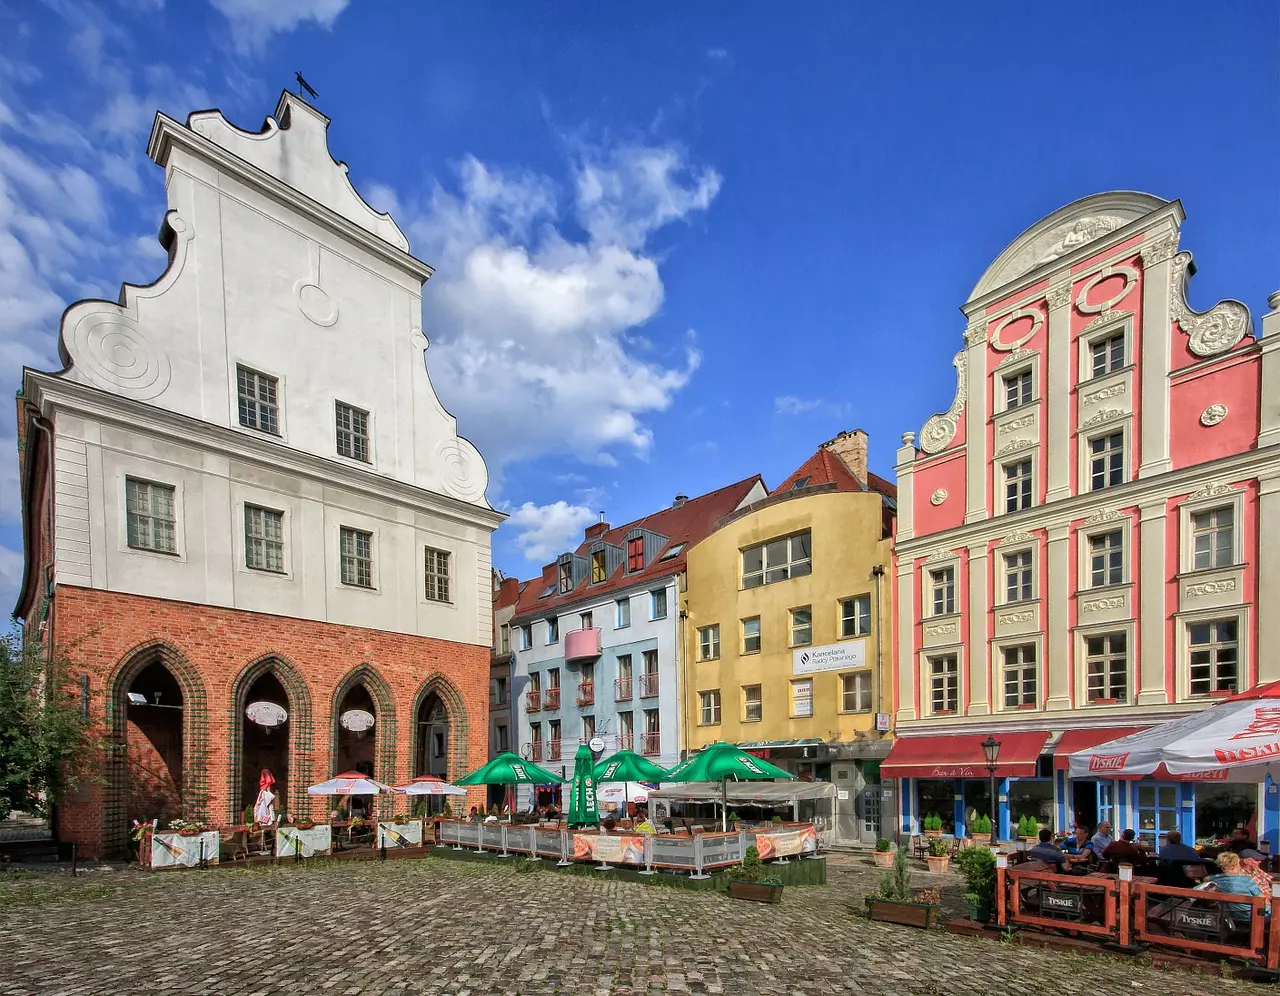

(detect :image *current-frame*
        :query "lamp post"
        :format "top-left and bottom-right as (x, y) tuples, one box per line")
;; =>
(981, 736), (1001, 847)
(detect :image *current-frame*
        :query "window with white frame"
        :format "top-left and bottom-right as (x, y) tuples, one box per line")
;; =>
(742, 616), (761, 654)
(791, 678), (813, 718)
(929, 654), (959, 713)
(743, 684), (762, 722)
(1089, 432), (1124, 490)
(698, 625), (720, 661)
(424, 547), (450, 602)
(236, 365), (279, 434)
(840, 594), (871, 637)
(841, 672), (872, 712)
(1005, 459), (1033, 512)
(699, 690), (721, 726)
(1002, 644), (1037, 708)
(546, 617), (559, 644)
(580, 611), (593, 630)
(616, 597), (631, 628)
(499, 624), (510, 654)
(338, 527), (372, 587)
(929, 566), (955, 616)
(335, 401), (369, 462)
(125, 478), (177, 553)
(1004, 549), (1033, 602)
(741, 531), (812, 589)
(1085, 633), (1127, 702)
(1192, 507), (1234, 570)
(651, 588), (668, 619)
(790, 606), (812, 647)
(519, 624), (532, 650)
(1188, 620), (1239, 695)
(1089, 530), (1124, 587)
(1003, 369), (1032, 410)
(1091, 332), (1125, 378)
(244, 505), (284, 572)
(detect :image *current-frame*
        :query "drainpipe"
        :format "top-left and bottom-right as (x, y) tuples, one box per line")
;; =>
(871, 564), (885, 719)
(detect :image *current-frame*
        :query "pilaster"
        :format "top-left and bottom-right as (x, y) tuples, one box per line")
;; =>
(1137, 235), (1177, 478)
(1045, 277), (1072, 502)
(967, 543), (990, 715)
(895, 433), (917, 542)
(964, 322), (988, 524)
(1045, 523), (1072, 711)
(1137, 500), (1169, 705)
(1259, 293), (1280, 450)
(896, 561), (917, 724)
(1257, 472), (1280, 684)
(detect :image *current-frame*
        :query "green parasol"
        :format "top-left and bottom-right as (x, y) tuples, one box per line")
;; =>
(455, 751), (566, 787)
(593, 750), (669, 819)
(666, 741), (794, 831)
(566, 743), (600, 828)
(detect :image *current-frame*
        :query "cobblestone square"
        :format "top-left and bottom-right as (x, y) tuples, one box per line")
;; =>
(0, 852), (1255, 995)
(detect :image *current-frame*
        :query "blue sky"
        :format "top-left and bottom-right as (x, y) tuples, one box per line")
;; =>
(0, 0), (1276, 608)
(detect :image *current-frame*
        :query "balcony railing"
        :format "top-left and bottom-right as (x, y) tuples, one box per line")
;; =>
(640, 732), (661, 756)
(528, 741), (543, 761)
(616, 733), (634, 752)
(639, 673), (660, 698)
(614, 677), (633, 701)
(547, 739), (562, 762)
(564, 627), (602, 663)
(576, 681), (595, 707)
(525, 691), (541, 712)
(543, 687), (561, 710)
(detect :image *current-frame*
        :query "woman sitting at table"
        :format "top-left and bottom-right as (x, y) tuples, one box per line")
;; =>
(1204, 851), (1267, 921)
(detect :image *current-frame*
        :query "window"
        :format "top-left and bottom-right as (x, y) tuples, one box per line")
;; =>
(1192, 507), (1234, 570)
(1004, 550), (1033, 603)
(581, 714), (595, 740)
(1003, 370), (1032, 410)
(493, 676), (508, 704)
(529, 723), (541, 757)
(791, 678), (813, 718)
(538, 584), (555, 599)
(617, 654), (632, 681)
(616, 597), (631, 628)
(790, 606), (812, 647)
(1005, 459), (1033, 512)
(929, 654), (959, 714)
(651, 588), (668, 620)
(334, 401), (369, 462)
(546, 617), (559, 644)
(840, 595), (871, 638)
(590, 549), (607, 583)
(236, 365), (279, 434)
(1089, 530), (1124, 587)
(627, 536), (644, 573)
(842, 672), (872, 712)
(339, 527), (373, 587)
(499, 624), (510, 654)
(1086, 633), (1127, 702)
(244, 505), (284, 572)
(558, 560), (573, 594)
(1189, 620), (1238, 695)
(125, 478), (177, 553)
(1091, 332), (1125, 378)
(742, 617), (761, 654)
(640, 650), (659, 697)
(580, 611), (593, 630)
(495, 724), (509, 753)
(1002, 645), (1037, 708)
(1134, 783), (1179, 846)
(547, 667), (560, 690)
(658, 543), (685, 561)
(618, 710), (634, 747)
(1089, 432), (1124, 490)
(743, 684), (762, 723)
(528, 672), (541, 694)
(424, 547), (450, 602)
(741, 531), (812, 589)
(790, 477), (810, 491)
(698, 625), (720, 661)
(929, 567), (955, 616)
(519, 624), (532, 650)
(699, 690), (721, 725)
(642, 708), (660, 754)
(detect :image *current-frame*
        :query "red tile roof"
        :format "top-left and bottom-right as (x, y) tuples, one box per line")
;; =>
(773, 448), (897, 501)
(511, 475), (764, 621)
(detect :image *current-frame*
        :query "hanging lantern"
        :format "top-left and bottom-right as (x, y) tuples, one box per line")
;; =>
(340, 709), (375, 733)
(246, 701), (287, 728)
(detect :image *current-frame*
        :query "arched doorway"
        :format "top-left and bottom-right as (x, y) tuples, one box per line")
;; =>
(334, 683), (378, 778)
(124, 661), (184, 827)
(415, 692), (450, 780)
(241, 672), (291, 822)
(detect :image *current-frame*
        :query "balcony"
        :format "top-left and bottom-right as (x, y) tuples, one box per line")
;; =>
(564, 627), (602, 663)
(528, 741), (543, 761)
(543, 687), (561, 710)
(640, 732), (661, 756)
(547, 739), (562, 762)
(525, 691), (541, 712)
(614, 677), (633, 701)
(576, 681), (595, 707)
(617, 733), (634, 752)
(639, 673), (660, 698)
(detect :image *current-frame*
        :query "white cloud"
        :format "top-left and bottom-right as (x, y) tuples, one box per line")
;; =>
(503, 501), (597, 563)
(209, 0), (350, 54)
(0, 438), (18, 525)
(705, 48), (730, 61)
(0, 545), (22, 600)
(775, 395), (822, 415)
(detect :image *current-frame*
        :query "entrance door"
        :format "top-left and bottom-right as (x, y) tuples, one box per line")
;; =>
(831, 763), (861, 845)
(860, 785), (881, 843)
(1072, 778), (1099, 830)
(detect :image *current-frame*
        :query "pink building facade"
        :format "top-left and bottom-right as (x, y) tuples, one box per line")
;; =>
(886, 191), (1280, 846)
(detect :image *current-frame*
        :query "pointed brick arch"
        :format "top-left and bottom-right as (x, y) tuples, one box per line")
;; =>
(329, 664), (397, 787)
(227, 653), (314, 822)
(104, 640), (209, 856)
(410, 673), (470, 784)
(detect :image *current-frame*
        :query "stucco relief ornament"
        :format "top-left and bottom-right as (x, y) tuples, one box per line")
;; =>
(1080, 408), (1125, 429)
(1200, 404), (1228, 427)
(1001, 530), (1034, 545)
(929, 489), (947, 506)
(1170, 251), (1252, 357)
(925, 548), (956, 563)
(963, 320), (988, 348)
(1075, 264), (1138, 315)
(1030, 216), (1126, 268)
(996, 438), (1035, 456)
(1139, 234), (1179, 267)
(1084, 507), (1125, 524)
(1045, 282), (1073, 310)
(988, 307), (1044, 352)
(919, 351), (967, 455)
(1189, 481), (1238, 501)
(294, 242), (339, 327)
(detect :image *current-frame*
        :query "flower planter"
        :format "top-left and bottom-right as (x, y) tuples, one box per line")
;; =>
(924, 854), (951, 873)
(728, 880), (783, 903)
(923, 829), (943, 838)
(866, 899), (939, 929)
(873, 850), (896, 869)
(178, 830), (204, 837)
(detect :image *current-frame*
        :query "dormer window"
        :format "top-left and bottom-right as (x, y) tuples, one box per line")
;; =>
(627, 536), (645, 573)
(591, 549), (607, 583)
(558, 559), (573, 594)
(790, 477), (810, 491)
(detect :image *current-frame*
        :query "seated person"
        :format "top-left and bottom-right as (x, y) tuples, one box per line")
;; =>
(1225, 825), (1259, 855)
(1206, 851), (1266, 921)
(1155, 829), (1209, 885)
(1028, 829), (1068, 871)
(1240, 850), (1274, 911)
(1061, 826), (1098, 873)
(633, 806), (657, 835)
(1089, 820), (1115, 854)
(1102, 828), (1144, 866)
(468, 806), (481, 822)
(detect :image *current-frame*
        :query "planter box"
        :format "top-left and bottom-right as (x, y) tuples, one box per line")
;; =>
(866, 899), (939, 929)
(728, 880), (783, 904)
(873, 850), (896, 868)
(924, 855), (951, 873)
(923, 830), (943, 838)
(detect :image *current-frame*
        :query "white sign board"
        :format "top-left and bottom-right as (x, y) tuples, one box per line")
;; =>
(793, 640), (866, 675)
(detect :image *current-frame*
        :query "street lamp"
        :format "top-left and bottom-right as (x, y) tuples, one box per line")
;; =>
(981, 735), (1002, 847)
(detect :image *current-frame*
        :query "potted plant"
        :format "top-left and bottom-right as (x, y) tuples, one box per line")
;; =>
(864, 846), (941, 928)
(922, 812), (944, 837)
(873, 837), (896, 869)
(726, 845), (783, 903)
(968, 813), (993, 840)
(726, 811), (741, 831)
(1016, 814), (1039, 842)
(771, 815), (785, 825)
(955, 845), (997, 923)
(440, 803), (454, 820)
(924, 836), (952, 872)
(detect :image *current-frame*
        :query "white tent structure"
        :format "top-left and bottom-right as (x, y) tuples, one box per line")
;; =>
(648, 781), (836, 845)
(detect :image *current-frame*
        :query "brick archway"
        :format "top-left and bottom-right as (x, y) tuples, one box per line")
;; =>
(328, 664), (397, 788)
(227, 654), (314, 822)
(104, 640), (209, 856)
(409, 673), (471, 785)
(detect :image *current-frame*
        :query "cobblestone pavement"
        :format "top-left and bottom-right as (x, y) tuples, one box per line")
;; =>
(0, 851), (1256, 995)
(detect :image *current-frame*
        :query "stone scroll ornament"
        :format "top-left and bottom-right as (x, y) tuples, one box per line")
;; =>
(919, 351), (967, 455)
(1169, 251), (1252, 357)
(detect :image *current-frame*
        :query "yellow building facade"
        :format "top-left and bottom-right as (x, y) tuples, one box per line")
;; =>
(681, 431), (895, 844)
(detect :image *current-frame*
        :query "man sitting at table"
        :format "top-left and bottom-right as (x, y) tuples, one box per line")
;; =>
(1225, 825), (1259, 855)
(1205, 851), (1266, 922)
(1028, 829), (1068, 871)
(1089, 820), (1114, 854)
(1154, 830), (1207, 885)
(1102, 828), (1144, 866)
(1062, 826), (1098, 872)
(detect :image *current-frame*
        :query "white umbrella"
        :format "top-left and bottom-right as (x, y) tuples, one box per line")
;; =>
(307, 771), (393, 795)
(1067, 681), (1280, 782)
(393, 775), (468, 797)
(597, 783), (649, 805)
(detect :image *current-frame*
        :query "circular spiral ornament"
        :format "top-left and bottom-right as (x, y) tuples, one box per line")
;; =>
(433, 438), (487, 503)
(68, 312), (172, 400)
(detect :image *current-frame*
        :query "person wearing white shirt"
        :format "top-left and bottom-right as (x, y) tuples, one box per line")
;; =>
(1089, 820), (1115, 854)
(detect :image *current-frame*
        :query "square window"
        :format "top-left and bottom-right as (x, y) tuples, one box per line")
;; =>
(616, 597), (631, 628)
(236, 365), (279, 434)
(244, 504), (284, 572)
(791, 678), (813, 718)
(1005, 459), (1033, 512)
(1091, 333), (1125, 378)
(1003, 370), (1032, 410)
(841, 672), (872, 712)
(651, 588), (668, 619)
(742, 616), (761, 654)
(546, 617), (559, 643)
(339, 527), (373, 587)
(1004, 550), (1033, 602)
(424, 547), (450, 602)
(929, 654), (958, 713)
(743, 684), (762, 722)
(840, 594), (872, 637)
(125, 478), (177, 553)
(1085, 633), (1127, 702)
(699, 690), (722, 726)
(1189, 620), (1238, 695)
(790, 606), (812, 647)
(1192, 507), (1234, 570)
(929, 567), (955, 616)
(1002, 644), (1037, 707)
(1089, 432), (1124, 490)
(335, 401), (370, 462)
(698, 625), (720, 661)
(1089, 530), (1124, 587)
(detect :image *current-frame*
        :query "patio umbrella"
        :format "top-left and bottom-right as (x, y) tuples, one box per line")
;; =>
(666, 742), (794, 831)
(597, 783), (650, 806)
(566, 743), (600, 828)
(455, 751), (566, 787)
(306, 771), (393, 795)
(393, 775), (468, 796)
(593, 749), (669, 818)
(1067, 680), (1280, 782)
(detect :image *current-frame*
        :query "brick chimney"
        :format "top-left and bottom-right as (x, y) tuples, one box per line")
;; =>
(584, 515), (610, 541)
(822, 428), (868, 488)
(497, 575), (521, 606)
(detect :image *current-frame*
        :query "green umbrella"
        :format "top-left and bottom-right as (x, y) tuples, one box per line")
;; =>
(455, 751), (565, 787)
(666, 742), (794, 831)
(566, 744), (600, 828)
(593, 750), (669, 820)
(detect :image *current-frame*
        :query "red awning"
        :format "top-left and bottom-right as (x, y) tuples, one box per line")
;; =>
(1052, 727), (1149, 770)
(881, 732), (1050, 779)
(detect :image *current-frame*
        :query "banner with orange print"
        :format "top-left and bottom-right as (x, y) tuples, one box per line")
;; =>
(754, 826), (817, 860)
(572, 833), (646, 864)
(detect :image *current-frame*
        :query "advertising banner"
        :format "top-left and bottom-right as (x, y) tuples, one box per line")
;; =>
(572, 833), (646, 865)
(793, 641), (866, 675)
(276, 824), (333, 858)
(754, 825), (817, 860)
(378, 819), (423, 849)
(150, 831), (220, 869)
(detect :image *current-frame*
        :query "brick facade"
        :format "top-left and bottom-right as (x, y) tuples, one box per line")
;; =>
(53, 586), (489, 858)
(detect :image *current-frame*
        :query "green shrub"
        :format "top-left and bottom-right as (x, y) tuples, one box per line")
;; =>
(771, 815), (784, 825)
(927, 837), (951, 857)
(875, 837), (894, 852)
(922, 812), (944, 832)
(1016, 814), (1039, 837)
(955, 845), (997, 910)
(873, 845), (912, 901)
(969, 813), (993, 835)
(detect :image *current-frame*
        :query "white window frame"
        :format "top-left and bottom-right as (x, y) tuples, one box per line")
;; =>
(742, 616), (761, 655)
(234, 363), (283, 437)
(999, 642), (1039, 710)
(840, 671), (873, 713)
(1178, 486), (1246, 575)
(1083, 630), (1129, 705)
(923, 652), (961, 716)
(839, 594), (872, 638)
(650, 588), (668, 620)
(999, 455), (1035, 514)
(334, 400), (372, 464)
(742, 684), (762, 723)
(616, 597), (631, 629)
(1180, 610), (1248, 700)
(1079, 522), (1129, 590)
(423, 546), (451, 603)
(699, 690), (722, 726)
(519, 624), (532, 650)
(1073, 620), (1136, 707)
(1001, 366), (1034, 412)
(338, 525), (376, 590)
(244, 503), (286, 574)
(741, 530), (813, 589)
(790, 678), (813, 718)
(1001, 547), (1035, 604)
(546, 617), (559, 644)
(580, 611), (593, 630)
(698, 624), (721, 661)
(927, 564), (957, 617)
(1083, 425), (1128, 492)
(790, 605), (813, 647)
(1078, 313), (1134, 383)
(124, 476), (180, 556)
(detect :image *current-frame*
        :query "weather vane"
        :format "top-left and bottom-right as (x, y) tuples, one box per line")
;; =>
(295, 72), (318, 100)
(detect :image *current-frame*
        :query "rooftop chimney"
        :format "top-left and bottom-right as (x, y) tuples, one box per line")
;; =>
(822, 429), (869, 488)
(584, 517), (611, 540)
(672, 494), (689, 508)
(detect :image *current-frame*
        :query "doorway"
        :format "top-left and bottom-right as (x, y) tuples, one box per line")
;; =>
(1072, 778), (1099, 831)
(242, 672), (290, 820)
(124, 662), (184, 826)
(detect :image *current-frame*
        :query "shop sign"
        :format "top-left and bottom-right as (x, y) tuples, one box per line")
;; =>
(1041, 889), (1081, 915)
(793, 641), (866, 675)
